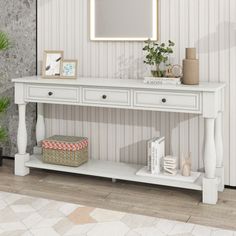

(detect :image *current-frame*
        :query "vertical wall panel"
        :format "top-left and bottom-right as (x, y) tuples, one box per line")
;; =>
(198, 0), (208, 170)
(188, 0), (199, 171)
(38, 0), (236, 185)
(219, 0), (230, 185)
(229, 0), (236, 186)
(179, 0), (190, 168)
(159, 0), (170, 156)
(169, 0), (180, 167)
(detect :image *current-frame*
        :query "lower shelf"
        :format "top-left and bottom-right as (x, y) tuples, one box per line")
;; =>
(25, 155), (203, 191)
(136, 166), (201, 183)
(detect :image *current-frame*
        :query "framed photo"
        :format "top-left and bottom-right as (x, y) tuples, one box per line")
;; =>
(42, 50), (64, 78)
(61, 60), (78, 79)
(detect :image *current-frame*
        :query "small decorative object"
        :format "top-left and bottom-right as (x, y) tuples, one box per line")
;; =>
(165, 64), (183, 78)
(61, 60), (78, 79)
(182, 48), (199, 85)
(163, 156), (177, 176)
(42, 135), (88, 167)
(42, 50), (64, 78)
(181, 152), (192, 177)
(143, 39), (175, 77)
(147, 137), (165, 174)
(170, 64), (183, 78)
(165, 64), (173, 77)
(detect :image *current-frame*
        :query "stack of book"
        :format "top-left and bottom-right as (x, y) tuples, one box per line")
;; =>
(163, 156), (177, 175)
(147, 137), (165, 174)
(144, 77), (181, 85)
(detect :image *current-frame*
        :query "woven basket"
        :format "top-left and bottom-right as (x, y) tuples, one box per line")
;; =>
(42, 135), (88, 167)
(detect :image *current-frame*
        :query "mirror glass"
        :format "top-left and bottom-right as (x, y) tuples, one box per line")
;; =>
(90, 0), (158, 41)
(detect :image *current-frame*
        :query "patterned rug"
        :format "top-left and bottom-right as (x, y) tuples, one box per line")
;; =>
(0, 191), (235, 236)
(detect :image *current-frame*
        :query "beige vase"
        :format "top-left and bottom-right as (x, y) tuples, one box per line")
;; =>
(182, 48), (199, 85)
(181, 153), (192, 177)
(182, 163), (191, 177)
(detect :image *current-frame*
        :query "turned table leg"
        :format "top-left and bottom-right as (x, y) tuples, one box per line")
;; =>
(215, 112), (224, 191)
(15, 103), (30, 176)
(36, 103), (45, 146)
(34, 103), (45, 154)
(202, 118), (218, 204)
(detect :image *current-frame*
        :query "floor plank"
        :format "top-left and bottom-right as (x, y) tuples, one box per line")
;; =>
(0, 159), (236, 231)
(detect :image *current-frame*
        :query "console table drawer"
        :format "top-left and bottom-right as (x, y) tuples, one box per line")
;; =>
(83, 87), (131, 106)
(134, 90), (201, 112)
(26, 85), (79, 102)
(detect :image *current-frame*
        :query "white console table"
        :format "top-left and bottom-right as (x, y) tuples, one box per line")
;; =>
(13, 76), (225, 204)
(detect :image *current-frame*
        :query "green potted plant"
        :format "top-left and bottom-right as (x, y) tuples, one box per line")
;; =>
(0, 31), (10, 166)
(143, 39), (175, 77)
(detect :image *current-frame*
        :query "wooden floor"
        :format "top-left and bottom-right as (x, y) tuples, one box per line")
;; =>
(1, 159), (236, 231)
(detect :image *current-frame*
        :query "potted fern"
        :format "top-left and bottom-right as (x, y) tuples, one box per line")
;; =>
(143, 39), (175, 77)
(0, 31), (10, 166)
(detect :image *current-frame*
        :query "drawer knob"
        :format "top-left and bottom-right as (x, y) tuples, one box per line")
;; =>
(48, 91), (53, 96)
(102, 95), (107, 99)
(162, 98), (167, 103)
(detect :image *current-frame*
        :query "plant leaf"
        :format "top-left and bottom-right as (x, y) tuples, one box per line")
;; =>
(0, 127), (7, 142)
(0, 31), (10, 51)
(0, 98), (10, 113)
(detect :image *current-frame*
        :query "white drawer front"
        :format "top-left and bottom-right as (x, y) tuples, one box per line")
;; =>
(134, 90), (201, 112)
(26, 85), (79, 102)
(83, 87), (131, 106)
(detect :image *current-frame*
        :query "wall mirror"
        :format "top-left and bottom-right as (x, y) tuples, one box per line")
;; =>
(90, 0), (158, 41)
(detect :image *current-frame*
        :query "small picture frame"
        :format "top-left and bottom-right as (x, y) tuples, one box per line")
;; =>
(42, 50), (64, 78)
(61, 60), (78, 79)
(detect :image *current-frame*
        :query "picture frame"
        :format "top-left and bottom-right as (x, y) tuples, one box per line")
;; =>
(60, 60), (78, 79)
(42, 50), (64, 78)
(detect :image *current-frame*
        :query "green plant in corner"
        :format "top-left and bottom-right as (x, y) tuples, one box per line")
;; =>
(0, 31), (10, 143)
(0, 98), (10, 141)
(0, 31), (10, 51)
(143, 39), (175, 77)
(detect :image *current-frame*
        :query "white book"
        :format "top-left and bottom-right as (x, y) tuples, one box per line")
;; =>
(163, 156), (177, 176)
(147, 136), (165, 174)
(151, 141), (156, 174)
(144, 77), (181, 85)
(145, 80), (181, 85)
(147, 137), (159, 171)
(151, 137), (165, 174)
(157, 137), (165, 171)
(163, 166), (177, 175)
(153, 141), (161, 174)
(144, 76), (181, 81)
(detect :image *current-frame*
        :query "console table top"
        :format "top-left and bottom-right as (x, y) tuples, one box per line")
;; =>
(12, 76), (226, 92)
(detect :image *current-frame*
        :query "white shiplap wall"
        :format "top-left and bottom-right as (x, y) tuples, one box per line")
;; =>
(37, 0), (236, 186)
